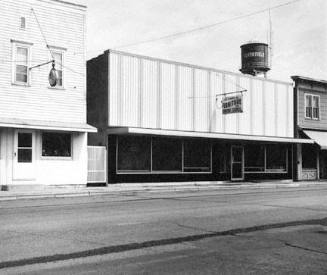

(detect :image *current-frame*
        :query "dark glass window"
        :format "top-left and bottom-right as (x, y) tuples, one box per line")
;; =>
(117, 136), (151, 171)
(266, 145), (287, 171)
(152, 137), (182, 171)
(302, 144), (317, 169)
(18, 133), (32, 163)
(184, 140), (211, 172)
(42, 132), (71, 157)
(216, 146), (227, 173)
(244, 145), (265, 172)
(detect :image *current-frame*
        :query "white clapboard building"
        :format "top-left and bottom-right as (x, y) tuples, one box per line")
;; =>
(0, 0), (96, 189)
(87, 50), (313, 184)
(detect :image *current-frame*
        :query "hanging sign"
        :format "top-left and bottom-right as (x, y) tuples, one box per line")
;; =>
(48, 66), (58, 87)
(222, 95), (243, 114)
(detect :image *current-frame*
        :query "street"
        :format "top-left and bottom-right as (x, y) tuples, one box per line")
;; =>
(1, 186), (327, 274)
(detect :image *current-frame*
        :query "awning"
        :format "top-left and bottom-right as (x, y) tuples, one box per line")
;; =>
(0, 117), (97, 133)
(108, 127), (314, 144)
(303, 130), (327, 149)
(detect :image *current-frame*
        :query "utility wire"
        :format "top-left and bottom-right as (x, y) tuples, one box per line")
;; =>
(73, 0), (301, 55)
(111, 0), (302, 50)
(31, 8), (54, 60)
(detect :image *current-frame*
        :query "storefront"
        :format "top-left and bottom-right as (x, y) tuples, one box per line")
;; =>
(87, 50), (312, 184)
(292, 76), (327, 181)
(0, 120), (96, 188)
(105, 129), (309, 183)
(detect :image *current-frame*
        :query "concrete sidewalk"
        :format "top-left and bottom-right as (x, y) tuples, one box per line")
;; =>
(0, 180), (327, 201)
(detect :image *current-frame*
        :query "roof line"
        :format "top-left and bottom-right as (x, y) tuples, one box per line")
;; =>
(101, 49), (292, 86)
(47, 0), (86, 9)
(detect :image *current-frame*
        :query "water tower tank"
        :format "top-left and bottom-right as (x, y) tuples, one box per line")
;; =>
(240, 42), (270, 76)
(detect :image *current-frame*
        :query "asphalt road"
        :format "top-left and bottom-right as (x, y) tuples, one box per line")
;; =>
(1, 186), (327, 274)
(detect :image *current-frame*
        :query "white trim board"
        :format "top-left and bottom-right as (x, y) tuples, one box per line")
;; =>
(107, 127), (314, 144)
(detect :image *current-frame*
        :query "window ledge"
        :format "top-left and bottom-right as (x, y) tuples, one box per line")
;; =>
(47, 86), (65, 91)
(41, 156), (72, 161)
(304, 117), (320, 121)
(12, 82), (30, 87)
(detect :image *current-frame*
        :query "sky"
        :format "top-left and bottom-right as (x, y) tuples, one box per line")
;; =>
(78, 0), (326, 82)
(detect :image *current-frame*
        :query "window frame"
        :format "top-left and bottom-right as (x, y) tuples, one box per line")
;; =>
(11, 41), (32, 86)
(116, 136), (212, 174)
(48, 46), (66, 89)
(304, 93), (320, 120)
(41, 131), (73, 160)
(17, 131), (33, 163)
(20, 17), (26, 30)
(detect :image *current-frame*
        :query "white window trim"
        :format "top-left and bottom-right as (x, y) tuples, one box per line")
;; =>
(304, 93), (320, 120)
(48, 47), (66, 89)
(11, 41), (32, 86)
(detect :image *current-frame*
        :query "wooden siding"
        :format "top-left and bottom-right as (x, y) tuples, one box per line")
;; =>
(0, 0), (86, 124)
(298, 87), (327, 130)
(107, 51), (294, 138)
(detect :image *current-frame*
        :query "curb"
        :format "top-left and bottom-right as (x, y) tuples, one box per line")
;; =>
(1, 182), (327, 201)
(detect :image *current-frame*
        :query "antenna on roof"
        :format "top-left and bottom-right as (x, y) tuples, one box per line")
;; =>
(268, 8), (273, 69)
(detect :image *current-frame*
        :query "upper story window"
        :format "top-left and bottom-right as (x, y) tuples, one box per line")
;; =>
(305, 94), (320, 120)
(11, 40), (32, 85)
(51, 50), (64, 88)
(20, 17), (26, 29)
(13, 44), (31, 85)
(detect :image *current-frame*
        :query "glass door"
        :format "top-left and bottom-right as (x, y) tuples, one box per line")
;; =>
(13, 131), (35, 180)
(231, 146), (244, 181)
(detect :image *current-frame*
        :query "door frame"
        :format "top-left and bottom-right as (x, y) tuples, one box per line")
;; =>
(231, 145), (244, 181)
(13, 129), (36, 180)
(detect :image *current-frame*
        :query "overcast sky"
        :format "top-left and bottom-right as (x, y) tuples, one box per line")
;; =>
(79, 0), (326, 82)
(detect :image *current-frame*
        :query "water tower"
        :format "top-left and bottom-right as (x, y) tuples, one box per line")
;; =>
(240, 42), (270, 77)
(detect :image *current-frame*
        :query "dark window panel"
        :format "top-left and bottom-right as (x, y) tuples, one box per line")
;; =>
(302, 144), (317, 169)
(117, 136), (151, 171)
(18, 133), (32, 148)
(42, 132), (71, 157)
(18, 149), (32, 163)
(184, 140), (211, 172)
(152, 137), (182, 171)
(244, 144), (265, 172)
(266, 144), (287, 171)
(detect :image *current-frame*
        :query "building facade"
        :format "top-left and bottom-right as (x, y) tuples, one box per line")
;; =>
(0, 0), (95, 188)
(293, 76), (327, 180)
(87, 50), (312, 184)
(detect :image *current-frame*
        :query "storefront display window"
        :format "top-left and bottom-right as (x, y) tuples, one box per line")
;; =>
(184, 140), (211, 172)
(152, 137), (182, 171)
(117, 136), (151, 171)
(266, 145), (287, 171)
(42, 132), (71, 157)
(244, 145), (265, 172)
(302, 144), (316, 169)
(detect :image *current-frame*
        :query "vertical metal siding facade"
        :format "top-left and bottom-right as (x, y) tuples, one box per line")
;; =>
(108, 51), (294, 138)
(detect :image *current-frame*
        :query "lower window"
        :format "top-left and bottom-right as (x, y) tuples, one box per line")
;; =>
(117, 136), (151, 171)
(266, 145), (287, 171)
(184, 140), (211, 172)
(302, 144), (317, 169)
(244, 145), (265, 172)
(152, 137), (182, 171)
(42, 132), (71, 157)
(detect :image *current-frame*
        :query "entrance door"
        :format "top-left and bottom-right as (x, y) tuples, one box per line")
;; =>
(231, 146), (244, 181)
(320, 151), (327, 179)
(13, 131), (35, 180)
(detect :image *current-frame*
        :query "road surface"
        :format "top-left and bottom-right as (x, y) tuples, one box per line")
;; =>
(1, 185), (327, 274)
